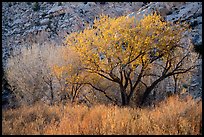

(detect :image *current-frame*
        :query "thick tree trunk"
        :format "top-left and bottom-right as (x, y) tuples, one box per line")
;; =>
(120, 85), (128, 106)
(127, 88), (136, 105)
(140, 76), (166, 106)
(140, 87), (152, 106)
(49, 80), (54, 105)
(173, 75), (177, 94)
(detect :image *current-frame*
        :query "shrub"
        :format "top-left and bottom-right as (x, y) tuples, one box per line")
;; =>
(6, 44), (66, 105)
(32, 2), (40, 11)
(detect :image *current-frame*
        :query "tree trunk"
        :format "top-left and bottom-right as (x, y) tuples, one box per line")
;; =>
(49, 80), (54, 105)
(127, 89), (134, 104)
(140, 76), (166, 106)
(120, 85), (128, 106)
(140, 87), (152, 106)
(173, 75), (177, 94)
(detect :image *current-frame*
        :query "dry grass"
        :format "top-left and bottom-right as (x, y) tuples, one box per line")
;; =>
(2, 95), (202, 135)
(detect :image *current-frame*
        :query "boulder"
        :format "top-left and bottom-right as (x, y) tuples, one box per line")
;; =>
(24, 23), (31, 27)
(11, 18), (25, 26)
(47, 6), (66, 16)
(48, 6), (63, 14)
(40, 18), (50, 25)
(166, 2), (202, 22)
(84, 2), (96, 11)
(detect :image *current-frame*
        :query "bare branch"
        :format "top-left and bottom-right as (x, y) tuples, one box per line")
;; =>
(142, 73), (161, 78)
(169, 64), (199, 76)
(140, 80), (148, 88)
(125, 51), (144, 66)
(171, 53), (189, 73)
(86, 82), (118, 105)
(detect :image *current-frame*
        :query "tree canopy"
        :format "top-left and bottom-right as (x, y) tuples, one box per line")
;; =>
(60, 12), (198, 106)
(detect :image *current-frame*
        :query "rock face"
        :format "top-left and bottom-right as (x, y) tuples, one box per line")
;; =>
(2, 2), (202, 67)
(2, 2), (202, 107)
(2, 2), (144, 69)
(40, 18), (50, 25)
(165, 2), (202, 52)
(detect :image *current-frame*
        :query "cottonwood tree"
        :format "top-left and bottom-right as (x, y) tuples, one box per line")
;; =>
(51, 48), (94, 104)
(52, 64), (86, 103)
(63, 12), (199, 106)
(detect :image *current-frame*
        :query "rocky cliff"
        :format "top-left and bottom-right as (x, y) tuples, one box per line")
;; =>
(2, 2), (202, 66)
(2, 2), (144, 68)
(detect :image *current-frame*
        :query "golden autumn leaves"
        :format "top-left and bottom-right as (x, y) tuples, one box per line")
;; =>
(62, 12), (189, 75)
(51, 13), (193, 105)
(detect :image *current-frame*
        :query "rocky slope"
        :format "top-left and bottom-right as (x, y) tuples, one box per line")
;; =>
(2, 2), (144, 68)
(2, 2), (202, 106)
(2, 2), (202, 67)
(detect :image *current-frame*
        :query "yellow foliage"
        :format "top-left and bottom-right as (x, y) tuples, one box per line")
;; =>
(64, 12), (189, 74)
(53, 12), (195, 107)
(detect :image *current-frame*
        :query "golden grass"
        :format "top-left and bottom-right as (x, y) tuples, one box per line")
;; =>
(2, 95), (202, 135)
